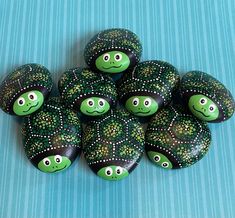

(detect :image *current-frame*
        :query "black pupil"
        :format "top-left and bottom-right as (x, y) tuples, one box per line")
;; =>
(154, 156), (159, 161)
(30, 95), (34, 99)
(19, 100), (23, 105)
(133, 100), (138, 105)
(99, 101), (104, 106)
(45, 161), (49, 165)
(117, 169), (120, 174)
(104, 55), (109, 60)
(210, 106), (214, 111)
(107, 170), (111, 175)
(116, 55), (120, 60)
(56, 158), (60, 163)
(89, 101), (93, 106)
(200, 99), (205, 104)
(163, 163), (168, 167)
(145, 101), (149, 106)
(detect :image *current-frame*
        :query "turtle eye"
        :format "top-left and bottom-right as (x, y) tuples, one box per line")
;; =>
(28, 92), (37, 101)
(162, 162), (169, 168)
(115, 166), (123, 175)
(103, 53), (110, 62)
(98, 99), (105, 107)
(87, 99), (94, 107)
(153, 155), (161, 162)
(43, 158), (51, 166)
(114, 53), (122, 62)
(132, 98), (139, 106)
(105, 167), (113, 176)
(144, 98), (151, 108)
(54, 155), (62, 164)
(199, 97), (207, 105)
(17, 97), (25, 106)
(209, 104), (215, 112)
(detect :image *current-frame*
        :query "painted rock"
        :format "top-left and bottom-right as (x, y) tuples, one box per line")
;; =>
(83, 108), (145, 181)
(117, 60), (180, 117)
(0, 64), (53, 116)
(22, 97), (82, 173)
(145, 105), (211, 169)
(58, 67), (117, 116)
(180, 71), (235, 122)
(84, 28), (142, 74)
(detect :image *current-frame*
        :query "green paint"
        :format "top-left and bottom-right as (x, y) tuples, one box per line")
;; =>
(147, 151), (173, 169)
(13, 90), (44, 116)
(95, 51), (130, 73)
(188, 94), (219, 121)
(125, 96), (158, 117)
(80, 97), (110, 116)
(37, 155), (71, 173)
(97, 165), (129, 181)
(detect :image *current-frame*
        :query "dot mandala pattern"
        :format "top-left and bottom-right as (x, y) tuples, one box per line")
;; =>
(22, 97), (82, 166)
(83, 108), (145, 173)
(180, 71), (235, 122)
(117, 60), (180, 107)
(0, 63), (53, 114)
(84, 28), (142, 69)
(58, 67), (117, 111)
(145, 105), (211, 168)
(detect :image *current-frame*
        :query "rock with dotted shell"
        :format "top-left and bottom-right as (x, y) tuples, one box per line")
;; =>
(0, 63), (53, 116)
(117, 60), (180, 117)
(22, 97), (82, 173)
(145, 105), (211, 169)
(83, 108), (145, 181)
(84, 28), (142, 74)
(179, 71), (235, 122)
(58, 67), (117, 117)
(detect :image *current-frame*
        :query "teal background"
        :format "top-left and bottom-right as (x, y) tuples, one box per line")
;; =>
(0, 0), (234, 217)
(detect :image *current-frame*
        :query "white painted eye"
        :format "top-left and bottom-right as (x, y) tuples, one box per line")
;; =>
(105, 167), (113, 176)
(209, 104), (216, 112)
(17, 97), (25, 106)
(87, 99), (94, 107)
(103, 53), (110, 62)
(43, 158), (51, 166)
(54, 155), (62, 164)
(199, 97), (207, 105)
(153, 155), (161, 162)
(28, 92), (37, 101)
(98, 99), (105, 107)
(115, 166), (123, 175)
(114, 53), (122, 62)
(132, 98), (139, 106)
(144, 98), (151, 108)
(162, 162), (169, 168)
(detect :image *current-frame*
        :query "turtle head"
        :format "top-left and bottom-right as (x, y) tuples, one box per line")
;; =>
(147, 151), (173, 169)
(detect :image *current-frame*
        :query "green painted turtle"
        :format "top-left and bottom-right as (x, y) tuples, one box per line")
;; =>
(84, 28), (142, 74)
(22, 97), (82, 173)
(117, 60), (180, 117)
(179, 71), (235, 122)
(0, 63), (52, 116)
(145, 105), (211, 169)
(58, 67), (117, 117)
(83, 108), (145, 181)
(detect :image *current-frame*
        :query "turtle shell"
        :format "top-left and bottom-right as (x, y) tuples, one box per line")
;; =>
(83, 108), (145, 175)
(179, 71), (235, 122)
(58, 67), (117, 111)
(117, 60), (180, 107)
(22, 97), (82, 171)
(0, 63), (53, 115)
(145, 105), (211, 169)
(84, 28), (142, 71)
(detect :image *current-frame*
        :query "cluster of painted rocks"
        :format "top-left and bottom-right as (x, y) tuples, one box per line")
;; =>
(0, 28), (234, 181)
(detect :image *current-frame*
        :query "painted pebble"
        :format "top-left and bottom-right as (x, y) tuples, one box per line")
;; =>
(180, 71), (235, 122)
(145, 105), (211, 169)
(58, 67), (117, 116)
(117, 60), (180, 117)
(83, 108), (145, 181)
(84, 28), (142, 74)
(0, 63), (53, 116)
(22, 97), (82, 173)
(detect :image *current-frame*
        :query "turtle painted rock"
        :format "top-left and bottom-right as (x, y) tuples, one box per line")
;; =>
(22, 97), (82, 173)
(0, 63), (53, 116)
(83, 108), (145, 181)
(84, 28), (142, 75)
(117, 60), (180, 117)
(145, 105), (211, 169)
(58, 67), (117, 116)
(179, 71), (235, 122)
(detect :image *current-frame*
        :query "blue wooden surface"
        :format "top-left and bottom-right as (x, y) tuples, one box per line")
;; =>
(0, 0), (234, 217)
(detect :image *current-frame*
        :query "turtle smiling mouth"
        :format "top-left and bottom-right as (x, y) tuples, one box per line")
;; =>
(48, 165), (67, 173)
(192, 105), (210, 117)
(23, 102), (39, 113)
(86, 110), (105, 114)
(134, 110), (151, 114)
(102, 65), (122, 69)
